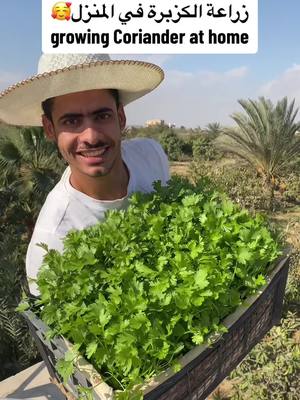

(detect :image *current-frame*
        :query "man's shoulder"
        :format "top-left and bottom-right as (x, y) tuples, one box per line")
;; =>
(122, 137), (170, 190)
(122, 137), (163, 153)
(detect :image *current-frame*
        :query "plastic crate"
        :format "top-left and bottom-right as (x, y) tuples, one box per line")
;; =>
(22, 255), (289, 400)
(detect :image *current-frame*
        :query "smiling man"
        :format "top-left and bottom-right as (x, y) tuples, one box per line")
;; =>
(42, 89), (129, 200)
(0, 53), (169, 294)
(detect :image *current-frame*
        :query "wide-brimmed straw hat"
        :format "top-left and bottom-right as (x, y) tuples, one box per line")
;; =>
(0, 53), (164, 127)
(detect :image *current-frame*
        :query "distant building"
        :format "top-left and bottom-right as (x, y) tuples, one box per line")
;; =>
(145, 119), (165, 127)
(168, 122), (176, 128)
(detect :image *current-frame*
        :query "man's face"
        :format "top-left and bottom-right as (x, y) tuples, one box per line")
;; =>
(43, 89), (126, 180)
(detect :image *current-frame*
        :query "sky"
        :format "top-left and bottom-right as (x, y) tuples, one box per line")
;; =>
(1, 1), (300, 128)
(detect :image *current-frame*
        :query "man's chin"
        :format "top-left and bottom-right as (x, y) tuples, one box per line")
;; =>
(82, 166), (112, 178)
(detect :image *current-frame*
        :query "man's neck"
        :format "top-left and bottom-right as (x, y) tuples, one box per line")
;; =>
(69, 160), (129, 201)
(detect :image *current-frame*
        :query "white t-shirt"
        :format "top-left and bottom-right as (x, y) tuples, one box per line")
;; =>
(26, 138), (169, 295)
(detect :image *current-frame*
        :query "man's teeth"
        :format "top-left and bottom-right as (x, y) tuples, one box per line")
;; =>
(80, 147), (108, 157)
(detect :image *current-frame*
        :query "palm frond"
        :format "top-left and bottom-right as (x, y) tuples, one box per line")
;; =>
(0, 140), (22, 164)
(219, 97), (300, 178)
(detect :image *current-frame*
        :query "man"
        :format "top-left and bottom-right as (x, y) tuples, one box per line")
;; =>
(0, 53), (169, 294)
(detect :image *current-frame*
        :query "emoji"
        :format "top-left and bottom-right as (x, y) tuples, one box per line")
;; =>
(52, 2), (72, 21)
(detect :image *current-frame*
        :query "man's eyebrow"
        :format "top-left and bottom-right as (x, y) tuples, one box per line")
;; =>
(58, 112), (82, 123)
(90, 107), (113, 116)
(58, 107), (113, 122)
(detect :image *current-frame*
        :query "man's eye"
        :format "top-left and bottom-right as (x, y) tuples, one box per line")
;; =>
(63, 118), (79, 126)
(96, 112), (113, 121)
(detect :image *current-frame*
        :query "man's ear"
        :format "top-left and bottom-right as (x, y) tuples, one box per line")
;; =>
(117, 104), (126, 131)
(42, 115), (56, 142)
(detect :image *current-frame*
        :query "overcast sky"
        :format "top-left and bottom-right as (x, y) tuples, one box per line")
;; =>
(1, 1), (300, 128)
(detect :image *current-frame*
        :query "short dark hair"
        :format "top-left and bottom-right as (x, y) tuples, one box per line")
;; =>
(41, 89), (120, 122)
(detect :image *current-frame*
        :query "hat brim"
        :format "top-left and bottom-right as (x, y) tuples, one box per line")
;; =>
(0, 60), (164, 126)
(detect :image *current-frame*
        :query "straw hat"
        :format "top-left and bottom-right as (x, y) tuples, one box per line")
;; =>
(0, 53), (164, 126)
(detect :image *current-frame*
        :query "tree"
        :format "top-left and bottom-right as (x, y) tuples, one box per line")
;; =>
(219, 97), (300, 209)
(0, 127), (65, 228)
(159, 130), (184, 161)
(192, 136), (218, 161)
(204, 122), (222, 138)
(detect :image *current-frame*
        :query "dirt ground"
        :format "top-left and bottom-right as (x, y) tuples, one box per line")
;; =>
(170, 161), (191, 178)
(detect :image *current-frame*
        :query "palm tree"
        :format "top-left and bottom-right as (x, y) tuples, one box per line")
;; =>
(218, 97), (300, 209)
(0, 127), (65, 226)
(205, 122), (222, 138)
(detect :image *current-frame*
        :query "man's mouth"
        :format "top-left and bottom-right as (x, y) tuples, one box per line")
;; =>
(77, 146), (110, 158)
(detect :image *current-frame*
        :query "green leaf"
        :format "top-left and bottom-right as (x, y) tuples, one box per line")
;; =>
(16, 301), (30, 312)
(56, 358), (75, 383)
(194, 269), (209, 289)
(86, 341), (98, 359)
(237, 247), (252, 264)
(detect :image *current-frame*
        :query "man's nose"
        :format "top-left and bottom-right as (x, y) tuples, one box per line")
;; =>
(79, 123), (102, 145)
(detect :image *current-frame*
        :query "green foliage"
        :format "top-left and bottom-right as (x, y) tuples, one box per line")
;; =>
(0, 187), (40, 380)
(190, 158), (300, 212)
(0, 126), (65, 379)
(218, 97), (300, 209)
(0, 297), (39, 380)
(0, 186), (32, 306)
(36, 176), (281, 397)
(281, 173), (300, 204)
(192, 136), (219, 161)
(0, 127), (65, 211)
(189, 161), (270, 211)
(180, 139), (193, 158)
(158, 131), (199, 161)
(220, 97), (300, 178)
(204, 122), (222, 138)
(158, 130), (185, 161)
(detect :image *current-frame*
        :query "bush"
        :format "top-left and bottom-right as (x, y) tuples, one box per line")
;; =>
(189, 161), (270, 211)
(190, 157), (300, 212)
(192, 136), (219, 161)
(158, 130), (185, 161)
(281, 173), (300, 204)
